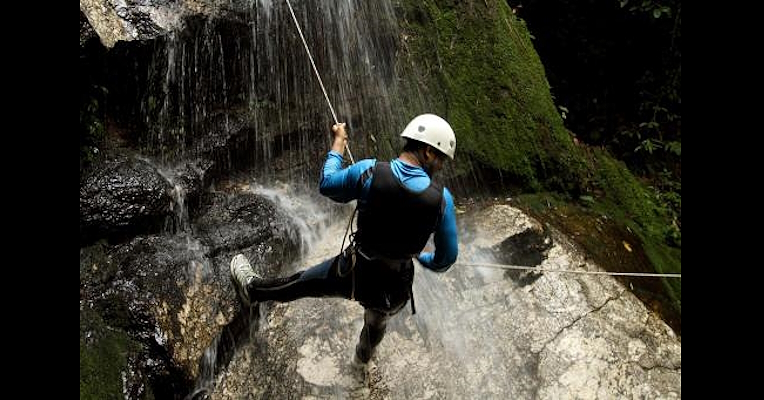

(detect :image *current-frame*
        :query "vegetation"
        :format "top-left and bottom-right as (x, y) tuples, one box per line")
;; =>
(394, 0), (589, 194)
(80, 84), (107, 170)
(512, 188), (681, 334)
(515, 0), (681, 238)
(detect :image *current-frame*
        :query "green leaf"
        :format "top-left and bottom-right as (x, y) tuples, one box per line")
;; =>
(664, 141), (681, 156)
(636, 138), (661, 154)
(653, 9), (661, 18)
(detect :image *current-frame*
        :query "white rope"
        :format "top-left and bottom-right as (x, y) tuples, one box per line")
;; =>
(284, 0), (355, 164)
(456, 261), (681, 278)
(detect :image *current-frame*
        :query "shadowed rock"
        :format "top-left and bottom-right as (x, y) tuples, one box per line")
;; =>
(80, 188), (301, 399)
(80, 0), (235, 48)
(494, 225), (554, 286)
(193, 190), (302, 277)
(80, 155), (173, 245)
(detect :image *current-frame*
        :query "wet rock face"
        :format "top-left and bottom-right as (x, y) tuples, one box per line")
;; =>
(80, 10), (98, 48)
(194, 191), (301, 277)
(80, 0), (183, 48)
(81, 238), (197, 398)
(189, 113), (262, 181)
(494, 226), (554, 286)
(80, 155), (173, 245)
(80, 0), (243, 48)
(80, 189), (302, 398)
(166, 161), (207, 224)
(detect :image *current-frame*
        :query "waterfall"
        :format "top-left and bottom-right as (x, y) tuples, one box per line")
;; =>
(121, 0), (412, 188)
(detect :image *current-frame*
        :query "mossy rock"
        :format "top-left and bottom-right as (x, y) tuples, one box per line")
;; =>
(80, 307), (147, 399)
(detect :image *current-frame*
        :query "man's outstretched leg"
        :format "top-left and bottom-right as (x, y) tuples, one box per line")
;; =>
(230, 253), (351, 306)
(230, 254), (261, 307)
(355, 308), (391, 364)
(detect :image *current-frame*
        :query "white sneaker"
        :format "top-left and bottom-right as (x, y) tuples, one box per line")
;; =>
(230, 253), (258, 306)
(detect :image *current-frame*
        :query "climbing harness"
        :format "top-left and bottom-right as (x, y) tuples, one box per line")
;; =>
(455, 261), (681, 278)
(337, 210), (359, 300)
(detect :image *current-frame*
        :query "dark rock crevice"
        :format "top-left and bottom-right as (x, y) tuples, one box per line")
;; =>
(532, 289), (626, 356)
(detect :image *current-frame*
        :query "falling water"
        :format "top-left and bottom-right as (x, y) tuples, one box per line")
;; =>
(128, 4), (466, 395)
(121, 0), (437, 263)
(121, 0), (425, 187)
(248, 182), (352, 259)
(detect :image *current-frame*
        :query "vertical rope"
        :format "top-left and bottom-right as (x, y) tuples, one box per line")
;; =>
(284, 0), (355, 164)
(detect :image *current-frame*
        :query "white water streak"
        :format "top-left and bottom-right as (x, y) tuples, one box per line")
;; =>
(249, 182), (355, 263)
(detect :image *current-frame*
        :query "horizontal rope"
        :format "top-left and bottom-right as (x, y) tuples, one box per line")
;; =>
(456, 262), (681, 278)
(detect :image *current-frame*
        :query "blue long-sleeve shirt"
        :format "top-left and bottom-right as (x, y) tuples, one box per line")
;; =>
(319, 150), (458, 272)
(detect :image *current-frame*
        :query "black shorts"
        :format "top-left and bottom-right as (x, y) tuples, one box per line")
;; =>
(352, 257), (414, 314)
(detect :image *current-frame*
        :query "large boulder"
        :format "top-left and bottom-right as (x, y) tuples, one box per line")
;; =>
(210, 203), (681, 399)
(80, 155), (174, 245)
(193, 189), (302, 277)
(80, 0), (242, 48)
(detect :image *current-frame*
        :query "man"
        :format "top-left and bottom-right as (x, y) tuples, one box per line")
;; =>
(230, 113), (459, 364)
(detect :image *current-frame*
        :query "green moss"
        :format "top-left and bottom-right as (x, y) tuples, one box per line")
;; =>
(590, 152), (680, 306)
(80, 84), (107, 170)
(631, 223), (681, 306)
(592, 150), (668, 239)
(394, 0), (587, 193)
(80, 307), (140, 400)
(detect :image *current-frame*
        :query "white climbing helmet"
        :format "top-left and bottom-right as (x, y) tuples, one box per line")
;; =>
(400, 113), (456, 160)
